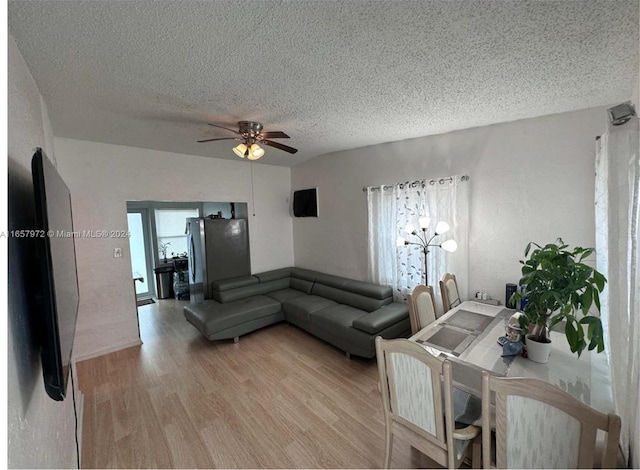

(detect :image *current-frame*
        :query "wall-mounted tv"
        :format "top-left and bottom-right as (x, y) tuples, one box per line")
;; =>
(293, 188), (318, 217)
(32, 148), (80, 401)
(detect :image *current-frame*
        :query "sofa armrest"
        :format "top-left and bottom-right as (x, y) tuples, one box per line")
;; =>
(352, 302), (409, 335)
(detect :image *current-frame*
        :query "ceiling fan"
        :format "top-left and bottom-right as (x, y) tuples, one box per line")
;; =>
(197, 121), (298, 160)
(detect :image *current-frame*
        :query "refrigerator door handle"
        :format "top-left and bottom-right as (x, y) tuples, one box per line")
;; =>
(189, 235), (196, 283)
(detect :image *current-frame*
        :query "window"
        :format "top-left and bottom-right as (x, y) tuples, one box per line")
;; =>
(366, 175), (469, 305)
(154, 208), (199, 259)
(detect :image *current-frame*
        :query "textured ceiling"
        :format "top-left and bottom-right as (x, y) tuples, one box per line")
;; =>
(8, 0), (639, 167)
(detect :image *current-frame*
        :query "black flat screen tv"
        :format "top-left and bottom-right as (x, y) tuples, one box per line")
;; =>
(32, 148), (80, 401)
(293, 188), (318, 217)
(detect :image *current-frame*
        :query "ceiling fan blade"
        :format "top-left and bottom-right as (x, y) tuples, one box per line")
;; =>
(197, 137), (239, 143)
(260, 131), (290, 139)
(261, 139), (298, 154)
(207, 123), (240, 134)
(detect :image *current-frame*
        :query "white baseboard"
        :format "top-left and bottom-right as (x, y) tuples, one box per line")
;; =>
(70, 361), (85, 468)
(74, 338), (143, 362)
(76, 387), (84, 467)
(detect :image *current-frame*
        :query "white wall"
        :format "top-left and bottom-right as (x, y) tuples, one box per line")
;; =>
(53, 138), (294, 360)
(8, 33), (78, 468)
(291, 107), (608, 304)
(201, 201), (249, 220)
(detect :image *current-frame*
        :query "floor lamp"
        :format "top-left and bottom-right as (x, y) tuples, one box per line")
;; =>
(396, 217), (457, 286)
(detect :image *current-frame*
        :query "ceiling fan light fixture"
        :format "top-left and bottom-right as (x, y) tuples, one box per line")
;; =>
(247, 143), (265, 160)
(199, 121), (297, 158)
(233, 143), (248, 158)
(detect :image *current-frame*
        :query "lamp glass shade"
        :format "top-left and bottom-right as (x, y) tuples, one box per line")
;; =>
(418, 216), (430, 229)
(247, 143), (265, 160)
(396, 236), (407, 247)
(404, 222), (415, 234)
(233, 143), (247, 158)
(435, 221), (450, 234)
(441, 239), (458, 252)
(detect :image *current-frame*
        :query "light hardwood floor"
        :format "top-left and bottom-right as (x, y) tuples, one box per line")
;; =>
(77, 299), (441, 468)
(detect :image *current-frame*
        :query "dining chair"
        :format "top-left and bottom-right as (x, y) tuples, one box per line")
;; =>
(407, 285), (437, 334)
(440, 273), (461, 313)
(375, 337), (481, 469)
(481, 371), (621, 469)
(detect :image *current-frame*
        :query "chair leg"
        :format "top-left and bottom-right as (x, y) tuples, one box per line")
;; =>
(383, 426), (393, 468)
(471, 435), (481, 469)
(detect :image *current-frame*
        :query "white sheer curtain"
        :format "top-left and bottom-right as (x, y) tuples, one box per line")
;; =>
(367, 175), (469, 308)
(595, 119), (639, 466)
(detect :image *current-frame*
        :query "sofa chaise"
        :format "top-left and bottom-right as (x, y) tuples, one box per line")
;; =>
(183, 267), (410, 358)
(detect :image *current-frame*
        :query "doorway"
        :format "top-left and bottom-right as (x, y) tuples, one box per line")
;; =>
(127, 200), (248, 307)
(127, 208), (154, 299)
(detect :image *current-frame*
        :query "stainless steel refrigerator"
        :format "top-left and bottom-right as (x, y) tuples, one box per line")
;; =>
(186, 217), (251, 303)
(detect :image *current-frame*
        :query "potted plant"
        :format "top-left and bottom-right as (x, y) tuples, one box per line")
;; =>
(159, 242), (171, 263)
(510, 238), (606, 363)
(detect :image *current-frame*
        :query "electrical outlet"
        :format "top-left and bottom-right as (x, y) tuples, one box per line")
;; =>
(114, 247), (123, 258)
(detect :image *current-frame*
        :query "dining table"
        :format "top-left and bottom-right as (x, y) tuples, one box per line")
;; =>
(409, 300), (615, 420)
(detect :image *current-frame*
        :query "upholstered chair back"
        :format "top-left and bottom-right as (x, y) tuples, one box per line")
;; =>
(408, 285), (437, 334)
(440, 273), (461, 313)
(376, 338), (480, 469)
(481, 371), (621, 469)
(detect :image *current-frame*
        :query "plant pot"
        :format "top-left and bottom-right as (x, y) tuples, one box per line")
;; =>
(525, 334), (552, 363)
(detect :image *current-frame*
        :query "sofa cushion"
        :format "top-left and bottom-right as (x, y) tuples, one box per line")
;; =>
(351, 302), (410, 335)
(310, 304), (381, 358)
(343, 279), (392, 300)
(183, 295), (281, 338)
(311, 304), (369, 336)
(213, 277), (290, 303)
(265, 288), (308, 303)
(312, 272), (393, 300)
(290, 267), (320, 282)
(313, 272), (350, 289)
(211, 275), (258, 292)
(311, 283), (390, 312)
(312, 315), (411, 358)
(282, 295), (338, 330)
(254, 268), (292, 283)
(256, 278), (292, 294)
(205, 313), (285, 341)
(288, 268), (319, 293)
(290, 277), (314, 294)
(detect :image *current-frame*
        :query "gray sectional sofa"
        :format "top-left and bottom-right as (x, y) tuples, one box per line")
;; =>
(183, 267), (410, 358)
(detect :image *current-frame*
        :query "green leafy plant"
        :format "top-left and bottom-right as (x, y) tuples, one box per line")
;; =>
(510, 238), (606, 358)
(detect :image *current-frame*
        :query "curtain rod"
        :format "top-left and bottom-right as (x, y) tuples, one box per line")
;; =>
(362, 174), (469, 192)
